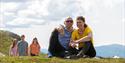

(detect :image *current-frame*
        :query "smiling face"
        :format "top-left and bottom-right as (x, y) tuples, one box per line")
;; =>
(64, 17), (73, 28)
(76, 16), (86, 29)
(76, 19), (85, 29)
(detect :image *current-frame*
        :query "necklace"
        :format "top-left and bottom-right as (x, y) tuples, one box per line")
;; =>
(78, 28), (85, 35)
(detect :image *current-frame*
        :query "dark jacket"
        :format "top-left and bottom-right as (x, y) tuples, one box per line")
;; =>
(48, 29), (65, 57)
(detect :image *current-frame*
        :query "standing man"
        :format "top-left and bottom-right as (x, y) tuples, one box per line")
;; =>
(17, 35), (28, 56)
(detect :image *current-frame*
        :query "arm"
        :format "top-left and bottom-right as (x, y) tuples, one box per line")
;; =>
(75, 32), (92, 43)
(56, 25), (64, 36)
(26, 43), (29, 56)
(28, 46), (31, 56)
(38, 45), (40, 55)
(9, 45), (12, 56)
(16, 45), (19, 56)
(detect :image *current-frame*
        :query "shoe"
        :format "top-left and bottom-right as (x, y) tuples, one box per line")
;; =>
(64, 56), (70, 59)
(48, 55), (52, 58)
(64, 55), (79, 59)
(76, 49), (85, 58)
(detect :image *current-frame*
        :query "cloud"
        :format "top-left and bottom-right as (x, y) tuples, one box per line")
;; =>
(0, 2), (20, 12)
(0, 0), (50, 28)
(44, 0), (82, 21)
(0, 0), (28, 2)
(6, 17), (45, 27)
(0, 14), (5, 28)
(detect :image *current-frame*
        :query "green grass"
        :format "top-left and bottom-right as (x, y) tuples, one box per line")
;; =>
(0, 55), (125, 63)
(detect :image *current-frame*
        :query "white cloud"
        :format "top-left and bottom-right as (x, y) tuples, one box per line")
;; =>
(0, 0), (28, 2)
(17, 9), (36, 17)
(27, 0), (49, 16)
(0, 14), (5, 29)
(0, 2), (20, 12)
(6, 17), (45, 26)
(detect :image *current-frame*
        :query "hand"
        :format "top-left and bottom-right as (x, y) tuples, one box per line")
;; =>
(74, 40), (79, 43)
(70, 42), (76, 48)
(57, 25), (64, 35)
(70, 42), (79, 48)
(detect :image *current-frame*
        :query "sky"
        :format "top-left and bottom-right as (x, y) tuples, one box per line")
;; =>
(0, 0), (125, 49)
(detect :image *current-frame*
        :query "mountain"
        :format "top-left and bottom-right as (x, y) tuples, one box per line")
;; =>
(0, 30), (21, 56)
(95, 44), (125, 58)
(41, 49), (48, 54)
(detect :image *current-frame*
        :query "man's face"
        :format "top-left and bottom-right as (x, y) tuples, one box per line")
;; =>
(21, 36), (25, 40)
(64, 18), (73, 28)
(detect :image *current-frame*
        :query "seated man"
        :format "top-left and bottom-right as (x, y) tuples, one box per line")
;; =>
(48, 17), (74, 58)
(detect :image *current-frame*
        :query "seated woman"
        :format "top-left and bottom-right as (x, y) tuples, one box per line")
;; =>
(68, 16), (96, 58)
(48, 17), (74, 58)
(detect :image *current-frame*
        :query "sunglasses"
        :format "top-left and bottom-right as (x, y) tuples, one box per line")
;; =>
(66, 20), (73, 23)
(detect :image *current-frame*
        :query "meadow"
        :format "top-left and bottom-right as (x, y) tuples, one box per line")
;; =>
(0, 55), (125, 63)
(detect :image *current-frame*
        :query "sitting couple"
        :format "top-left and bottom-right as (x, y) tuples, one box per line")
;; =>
(48, 16), (96, 59)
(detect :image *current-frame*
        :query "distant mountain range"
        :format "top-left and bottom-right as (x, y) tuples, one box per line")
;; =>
(41, 44), (125, 58)
(95, 44), (125, 58)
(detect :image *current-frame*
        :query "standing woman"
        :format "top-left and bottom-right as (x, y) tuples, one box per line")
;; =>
(69, 16), (96, 58)
(9, 39), (18, 56)
(30, 37), (40, 56)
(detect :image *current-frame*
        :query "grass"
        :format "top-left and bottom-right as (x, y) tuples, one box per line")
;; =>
(0, 54), (125, 63)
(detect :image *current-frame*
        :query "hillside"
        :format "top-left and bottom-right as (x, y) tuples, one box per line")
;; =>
(0, 30), (21, 56)
(95, 44), (125, 58)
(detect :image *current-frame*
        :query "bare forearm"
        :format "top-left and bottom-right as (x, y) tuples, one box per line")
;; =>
(75, 32), (92, 43)
(76, 36), (91, 43)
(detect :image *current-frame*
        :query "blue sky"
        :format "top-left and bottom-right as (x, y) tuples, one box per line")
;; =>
(0, 0), (125, 49)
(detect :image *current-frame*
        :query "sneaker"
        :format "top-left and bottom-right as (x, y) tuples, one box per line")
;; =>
(64, 56), (70, 59)
(64, 55), (79, 59)
(82, 55), (89, 58)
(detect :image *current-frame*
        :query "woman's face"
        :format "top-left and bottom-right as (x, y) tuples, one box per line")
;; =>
(76, 20), (85, 29)
(33, 39), (37, 44)
(13, 40), (17, 45)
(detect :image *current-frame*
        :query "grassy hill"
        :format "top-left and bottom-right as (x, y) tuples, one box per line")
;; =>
(0, 30), (21, 56)
(0, 55), (125, 63)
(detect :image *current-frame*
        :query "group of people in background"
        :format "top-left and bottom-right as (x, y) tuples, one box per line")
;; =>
(48, 16), (96, 59)
(9, 35), (40, 56)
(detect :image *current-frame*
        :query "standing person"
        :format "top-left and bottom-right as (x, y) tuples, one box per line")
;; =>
(17, 35), (28, 56)
(48, 17), (74, 58)
(68, 16), (96, 58)
(30, 37), (40, 56)
(9, 39), (18, 56)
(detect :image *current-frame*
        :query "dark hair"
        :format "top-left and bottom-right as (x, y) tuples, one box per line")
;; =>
(21, 35), (25, 38)
(32, 37), (39, 45)
(12, 39), (17, 48)
(76, 16), (87, 28)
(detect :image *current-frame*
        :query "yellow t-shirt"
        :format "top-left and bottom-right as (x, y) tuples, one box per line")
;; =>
(71, 26), (93, 48)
